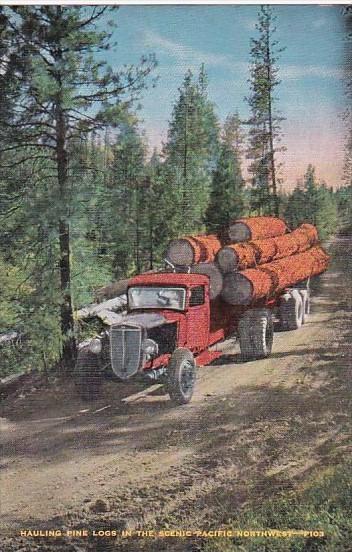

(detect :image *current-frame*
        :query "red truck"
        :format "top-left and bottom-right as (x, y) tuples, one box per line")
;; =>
(75, 271), (309, 404)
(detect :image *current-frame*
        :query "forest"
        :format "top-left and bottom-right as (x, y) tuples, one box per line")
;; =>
(0, 5), (351, 378)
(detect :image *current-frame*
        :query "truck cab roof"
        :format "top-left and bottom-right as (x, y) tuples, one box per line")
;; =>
(128, 271), (209, 288)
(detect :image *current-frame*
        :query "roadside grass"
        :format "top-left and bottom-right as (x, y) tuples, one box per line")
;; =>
(203, 459), (352, 552)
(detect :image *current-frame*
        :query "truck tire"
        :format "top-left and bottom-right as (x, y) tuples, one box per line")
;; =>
(166, 348), (196, 405)
(238, 308), (274, 361)
(299, 289), (311, 323)
(74, 348), (102, 401)
(279, 289), (304, 330)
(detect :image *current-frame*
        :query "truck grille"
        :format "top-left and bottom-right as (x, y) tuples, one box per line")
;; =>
(110, 325), (142, 380)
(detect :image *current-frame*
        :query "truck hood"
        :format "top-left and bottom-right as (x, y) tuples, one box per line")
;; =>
(118, 312), (168, 329)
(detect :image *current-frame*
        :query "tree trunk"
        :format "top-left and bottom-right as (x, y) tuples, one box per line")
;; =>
(55, 91), (77, 369)
(266, 31), (279, 217)
(58, 220), (76, 368)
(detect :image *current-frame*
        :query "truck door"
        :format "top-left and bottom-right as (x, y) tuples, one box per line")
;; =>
(186, 285), (210, 352)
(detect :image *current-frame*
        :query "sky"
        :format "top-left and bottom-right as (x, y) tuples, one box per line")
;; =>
(103, 5), (347, 190)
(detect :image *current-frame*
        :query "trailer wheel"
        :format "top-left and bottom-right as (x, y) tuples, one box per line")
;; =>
(238, 308), (274, 361)
(279, 289), (304, 330)
(299, 289), (311, 323)
(74, 348), (102, 401)
(166, 348), (196, 405)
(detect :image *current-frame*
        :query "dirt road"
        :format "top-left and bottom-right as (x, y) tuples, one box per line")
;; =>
(1, 234), (351, 552)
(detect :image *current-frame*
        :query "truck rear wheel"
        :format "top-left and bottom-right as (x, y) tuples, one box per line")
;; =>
(74, 348), (102, 401)
(279, 289), (304, 330)
(238, 308), (273, 361)
(166, 348), (196, 405)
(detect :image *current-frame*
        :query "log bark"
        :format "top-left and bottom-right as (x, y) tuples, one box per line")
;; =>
(95, 278), (130, 303)
(165, 234), (222, 267)
(217, 223), (318, 273)
(221, 245), (329, 306)
(190, 262), (223, 300)
(228, 216), (288, 243)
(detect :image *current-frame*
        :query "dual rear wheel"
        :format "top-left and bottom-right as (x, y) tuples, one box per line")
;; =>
(238, 308), (274, 361)
(238, 287), (311, 362)
(279, 288), (311, 330)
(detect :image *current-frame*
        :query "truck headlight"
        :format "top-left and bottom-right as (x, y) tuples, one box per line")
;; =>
(88, 338), (102, 354)
(142, 338), (158, 359)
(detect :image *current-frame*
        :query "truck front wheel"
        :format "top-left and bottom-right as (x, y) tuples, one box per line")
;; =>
(166, 348), (196, 405)
(74, 348), (102, 401)
(238, 308), (274, 361)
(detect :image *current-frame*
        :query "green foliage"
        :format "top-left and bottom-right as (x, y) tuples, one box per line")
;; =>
(206, 114), (246, 232)
(162, 67), (220, 237)
(336, 185), (352, 229)
(0, 6), (155, 368)
(285, 165), (338, 239)
(246, 5), (285, 216)
(203, 460), (352, 552)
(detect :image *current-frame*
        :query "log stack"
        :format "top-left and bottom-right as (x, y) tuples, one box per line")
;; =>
(164, 216), (329, 304)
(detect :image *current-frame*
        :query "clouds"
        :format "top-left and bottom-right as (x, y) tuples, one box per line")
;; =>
(281, 64), (344, 80)
(143, 30), (248, 75)
(312, 17), (327, 29)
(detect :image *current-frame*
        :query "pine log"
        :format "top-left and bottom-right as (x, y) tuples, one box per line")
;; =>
(217, 223), (318, 273)
(228, 216), (288, 243)
(221, 245), (329, 306)
(0, 330), (20, 346)
(77, 295), (127, 321)
(190, 262), (223, 300)
(165, 234), (222, 266)
(94, 278), (130, 303)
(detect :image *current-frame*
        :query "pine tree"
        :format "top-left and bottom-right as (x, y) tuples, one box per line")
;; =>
(108, 122), (148, 277)
(223, 112), (245, 155)
(337, 7), (352, 228)
(0, 7), (155, 368)
(285, 165), (338, 238)
(163, 67), (219, 236)
(206, 113), (245, 232)
(246, 5), (285, 216)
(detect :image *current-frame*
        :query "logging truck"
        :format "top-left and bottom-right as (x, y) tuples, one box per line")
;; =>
(74, 270), (310, 404)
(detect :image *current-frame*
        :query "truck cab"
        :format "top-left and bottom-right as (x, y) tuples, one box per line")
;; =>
(75, 272), (214, 405)
(127, 272), (210, 353)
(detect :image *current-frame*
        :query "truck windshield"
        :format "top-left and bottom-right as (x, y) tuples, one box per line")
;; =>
(128, 286), (186, 311)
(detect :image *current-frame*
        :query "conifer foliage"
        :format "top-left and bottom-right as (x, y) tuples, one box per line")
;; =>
(285, 165), (338, 239)
(0, 6), (155, 369)
(162, 68), (220, 236)
(207, 113), (245, 233)
(246, 5), (285, 217)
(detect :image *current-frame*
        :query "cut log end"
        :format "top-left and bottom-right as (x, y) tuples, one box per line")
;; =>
(191, 262), (223, 300)
(228, 222), (252, 243)
(216, 247), (239, 273)
(166, 239), (195, 266)
(221, 273), (253, 306)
